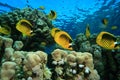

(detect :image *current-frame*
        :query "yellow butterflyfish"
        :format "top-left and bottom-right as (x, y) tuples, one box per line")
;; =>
(0, 25), (11, 35)
(47, 10), (57, 20)
(85, 24), (91, 39)
(96, 31), (120, 50)
(39, 6), (45, 10)
(54, 31), (73, 50)
(102, 18), (108, 26)
(51, 28), (61, 37)
(111, 26), (118, 30)
(41, 42), (47, 46)
(16, 19), (34, 37)
(50, 27), (73, 50)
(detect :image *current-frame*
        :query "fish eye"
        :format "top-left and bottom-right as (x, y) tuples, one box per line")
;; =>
(50, 10), (55, 15)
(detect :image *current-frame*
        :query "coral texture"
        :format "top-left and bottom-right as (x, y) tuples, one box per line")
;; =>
(0, 7), (55, 51)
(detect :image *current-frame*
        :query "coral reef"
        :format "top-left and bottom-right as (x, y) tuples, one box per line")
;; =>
(13, 41), (24, 51)
(1, 61), (16, 80)
(73, 33), (120, 80)
(0, 35), (100, 80)
(0, 7), (55, 51)
(0, 36), (51, 80)
(0, 7), (120, 80)
(50, 49), (100, 80)
(115, 51), (120, 80)
(51, 49), (67, 80)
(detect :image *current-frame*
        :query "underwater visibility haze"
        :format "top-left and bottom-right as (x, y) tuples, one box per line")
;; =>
(0, 0), (120, 80)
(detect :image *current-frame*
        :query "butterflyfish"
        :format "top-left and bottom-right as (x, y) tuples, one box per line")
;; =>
(47, 10), (57, 20)
(111, 26), (118, 30)
(85, 24), (91, 39)
(0, 25), (11, 35)
(16, 19), (34, 37)
(51, 28), (61, 37)
(39, 6), (45, 10)
(41, 42), (47, 46)
(96, 31), (120, 50)
(102, 18), (108, 26)
(54, 31), (73, 50)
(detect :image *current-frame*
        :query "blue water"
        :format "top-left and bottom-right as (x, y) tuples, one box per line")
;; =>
(0, 0), (120, 39)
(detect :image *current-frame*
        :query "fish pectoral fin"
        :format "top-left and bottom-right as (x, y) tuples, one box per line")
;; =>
(114, 42), (120, 48)
(31, 33), (36, 36)
(68, 43), (73, 48)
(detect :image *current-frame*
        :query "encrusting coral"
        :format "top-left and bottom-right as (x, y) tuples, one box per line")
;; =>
(0, 42), (100, 80)
(65, 52), (78, 79)
(1, 50), (52, 80)
(4, 47), (14, 60)
(0, 32), (100, 80)
(1, 61), (16, 80)
(50, 49), (100, 80)
(3, 37), (13, 48)
(51, 49), (67, 80)
(0, 35), (52, 80)
(13, 41), (24, 51)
